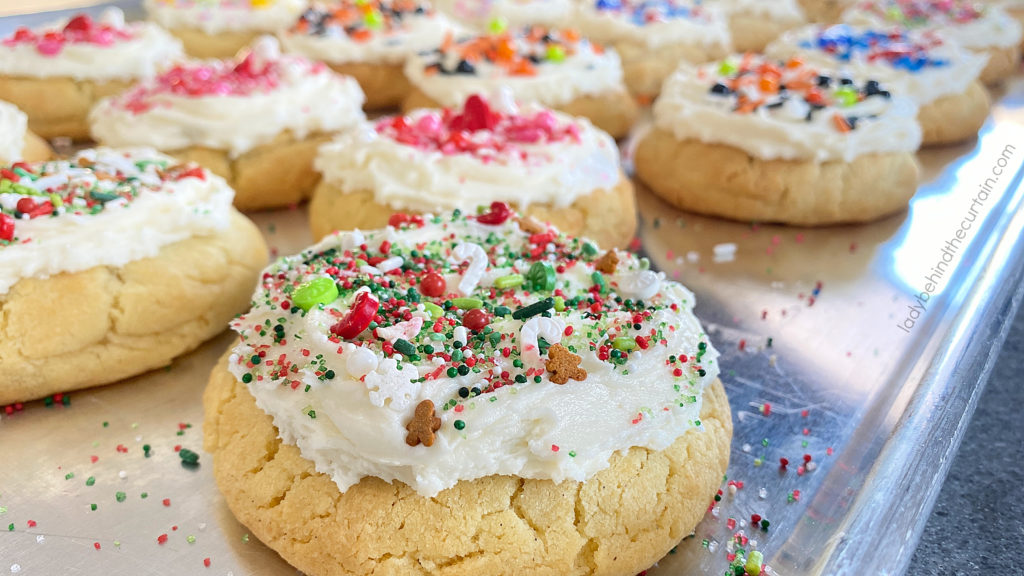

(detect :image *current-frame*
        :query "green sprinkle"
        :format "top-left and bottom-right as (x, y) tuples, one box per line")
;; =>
(495, 273), (525, 289)
(140, 493), (148, 499)
(8, 523), (13, 531)
(242, 373), (253, 383)
(553, 296), (565, 311)
(612, 337), (637, 351)
(591, 271), (606, 290)
(454, 420), (466, 430)
(292, 277), (339, 312)
(187, 535), (196, 544)
(487, 16), (507, 33)
(512, 297), (554, 320)
(527, 262), (556, 291)
(718, 58), (737, 76)
(115, 491), (126, 503)
(90, 503), (97, 511)
(546, 44), (566, 62)
(65, 472), (75, 480)
(582, 242), (598, 256)
(423, 302), (444, 319)
(394, 338), (417, 357)
(452, 297), (484, 310)
(178, 448), (200, 465)
(85, 476), (95, 487)
(493, 305), (511, 317)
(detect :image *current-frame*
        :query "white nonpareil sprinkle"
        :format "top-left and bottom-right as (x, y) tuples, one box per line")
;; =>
(712, 243), (737, 263)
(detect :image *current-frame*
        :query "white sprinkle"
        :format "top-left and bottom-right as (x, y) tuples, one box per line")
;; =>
(742, 443), (752, 453)
(11, 564), (21, 574)
(707, 539), (718, 553)
(118, 470), (127, 479)
(759, 487), (768, 499)
(35, 535), (44, 544)
(712, 243), (737, 263)
(686, 251), (699, 263)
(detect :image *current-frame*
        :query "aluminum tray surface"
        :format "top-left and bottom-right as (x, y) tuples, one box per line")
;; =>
(1, 4), (1024, 575)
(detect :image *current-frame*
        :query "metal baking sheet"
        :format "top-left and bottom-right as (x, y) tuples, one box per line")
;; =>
(2, 4), (1024, 575)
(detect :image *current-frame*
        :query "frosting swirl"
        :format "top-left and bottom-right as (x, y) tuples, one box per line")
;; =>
(0, 148), (233, 295)
(315, 95), (621, 211)
(279, 1), (460, 65)
(404, 27), (625, 107)
(652, 54), (922, 161)
(766, 23), (989, 105)
(229, 209), (719, 496)
(89, 37), (366, 157)
(0, 9), (184, 81)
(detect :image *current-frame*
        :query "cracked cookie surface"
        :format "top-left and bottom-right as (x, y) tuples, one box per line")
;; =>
(203, 353), (731, 576)
(0, 210), (267, 404)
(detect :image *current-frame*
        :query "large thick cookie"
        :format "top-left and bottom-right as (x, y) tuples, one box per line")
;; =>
(635, 128), (920, 226)
(0, 210), (267, 404)
(203, 354), (732, 576)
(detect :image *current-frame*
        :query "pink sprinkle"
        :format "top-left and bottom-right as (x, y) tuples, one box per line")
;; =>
(551, 444), (559, 452)
(26, 520), (36, 528)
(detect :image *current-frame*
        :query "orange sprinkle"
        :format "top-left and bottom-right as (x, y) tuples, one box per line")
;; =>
(441, 30), (454, 52)
(832, 114), (851, 133)
(759, 76), (779, 93)
(351, 29), (372, 42)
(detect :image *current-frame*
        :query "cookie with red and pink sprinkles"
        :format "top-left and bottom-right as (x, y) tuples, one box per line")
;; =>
(204, 207), (731, 576)
(89, 37), (366, 211)
(402, 26), (639, 138)
(145, 0), (306, 58)
(310, 94), (637, 248)
(0, 8), (183, 140)
(635, 55), (922, 225)
(0, 147), (267, 405)
(842, 0), (1022, 84)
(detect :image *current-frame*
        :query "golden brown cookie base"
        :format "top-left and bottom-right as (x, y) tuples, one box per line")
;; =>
(796, 0), (849, 23)
(979, 44), (1022, 86)
(169, 131), (333, 211)
(0, 210), (268, 405)
(615, 41), (729, 100)
(308, 175), (638, 249)
(728, 13), (805, 53)
(634, 128), (920, 226)
(169, 27), (261, 59)
(402, 88), (640, 140)
(203, 353), (732, 576)
(0, 75), (133, 140)
(327, 61), (408, 111)
(920, 80), (990, 147)
(21, 130), (53, 162)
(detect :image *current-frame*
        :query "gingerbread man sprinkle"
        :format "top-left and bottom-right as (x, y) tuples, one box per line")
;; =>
(545, 344), (587, 385)
(405, 399), (442, 447)
(595, 250), (619, 274)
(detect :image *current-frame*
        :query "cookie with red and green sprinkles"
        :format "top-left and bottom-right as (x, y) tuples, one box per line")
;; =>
(401, 25), (639, 138)
(0, 147), (268, 405)
(842, 0), (1022, 83)
(203, 206), (731, 576)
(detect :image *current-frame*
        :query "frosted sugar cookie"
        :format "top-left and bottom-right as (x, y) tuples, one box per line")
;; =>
(0, 148), (267, 405)
(0, 8), (183, 140)
(311, 94), (636, 248)
(90, 37), (365, 211)
(768, 24), (990, 145)
(635, 55), (922, 225)
(403, 26), (638, 138)
(573, 0), (731, 99)
(145, 0), (306, 58)
(279, 1), (460, 110)
(204, 208), (731, 576)
(842, 0), (1022, 84)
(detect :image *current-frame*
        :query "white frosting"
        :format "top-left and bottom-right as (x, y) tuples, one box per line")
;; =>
(573, 0), (732, 50)
(229, 219), (720, 497)
(766, 24), (989, 105)
(0, 9), (184, 81)
(0, 148), (233, 295)
(404, 36), (625, 107)
(89, 37), (366, 157)
(315, 107), (621, 210)
(652, 59), (922, 162)
(278, 9), (459, 65)
(842, 1), (1023, 49)
(432, 0), (573, 29)
(144, 0), (307, 34)
(0, 101), (28, 163)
